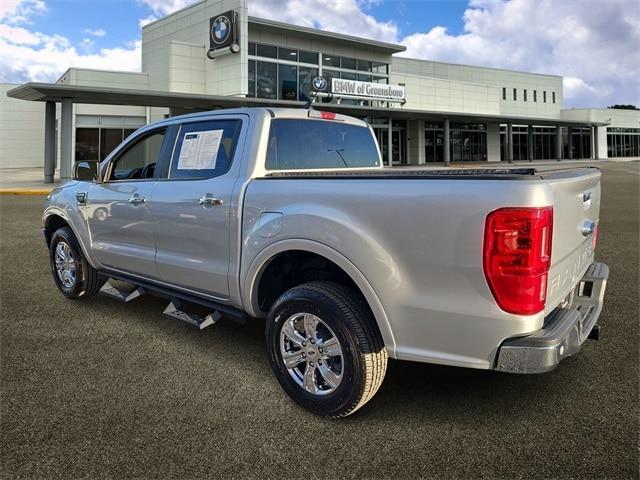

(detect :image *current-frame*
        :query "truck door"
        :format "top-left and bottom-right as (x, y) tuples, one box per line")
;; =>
(85, 127), (173, 278)
(151, 117), (245, 300)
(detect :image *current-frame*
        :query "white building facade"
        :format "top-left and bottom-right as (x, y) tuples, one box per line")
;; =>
(3, 0), (639, 176)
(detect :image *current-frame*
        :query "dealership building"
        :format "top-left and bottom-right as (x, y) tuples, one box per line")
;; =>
(2, 0), (639, 181)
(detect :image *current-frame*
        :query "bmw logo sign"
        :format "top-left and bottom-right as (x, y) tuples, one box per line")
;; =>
(211, 15), (231, 45)
(312, 76), (328, 92)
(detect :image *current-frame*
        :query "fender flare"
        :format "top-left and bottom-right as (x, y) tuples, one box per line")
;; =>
(242, 238), (397, 357)
(42, 207), (99, 269)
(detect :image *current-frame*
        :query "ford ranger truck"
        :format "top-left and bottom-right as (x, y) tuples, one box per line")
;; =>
(43, 108), (608, 418)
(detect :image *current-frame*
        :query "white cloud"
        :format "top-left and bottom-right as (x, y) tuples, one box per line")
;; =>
(0, 22), (141, 83)
(137, 0), (198, 16)
(138, 14), (157, 28)
(563, 77), (599, 103)
(0, 1), (140, 83)
(397, 0), (640, 108)
(248, 0), (398, 43)
(83, 28), (106, 37)
(0, 0), (46, 24)
(0, 23), (42, 45)
(0, 34), (141, 83)
(79, 37), (95, 50)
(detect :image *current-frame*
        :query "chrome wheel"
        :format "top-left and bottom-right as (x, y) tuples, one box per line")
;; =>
(279, 312), (344, 396)
(54, 241), (76, 289)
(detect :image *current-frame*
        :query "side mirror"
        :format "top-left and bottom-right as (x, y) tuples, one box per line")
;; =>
(73, 160), (100, 182)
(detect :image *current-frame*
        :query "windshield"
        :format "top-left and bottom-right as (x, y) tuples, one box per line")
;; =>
(266, 119), (381, 170)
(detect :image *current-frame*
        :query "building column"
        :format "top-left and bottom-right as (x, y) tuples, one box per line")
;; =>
(60, 99), (73, 180)
(556, 125), (562, 161)
(567, 127), (573, 159)
(527, 125), (534, 162)
(416, 119), (425, 165)
(507, 122), (513, 163)
(597, 125), (608, 159)
(387, 118), (393, 166)
(485, 123), (501, 162)
(443, 118), (450, 166)
(44, 101), (56, 184)
(591, 126), (597, 159)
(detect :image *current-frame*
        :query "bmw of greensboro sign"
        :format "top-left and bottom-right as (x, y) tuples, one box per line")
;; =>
(331, 79), (405, 100)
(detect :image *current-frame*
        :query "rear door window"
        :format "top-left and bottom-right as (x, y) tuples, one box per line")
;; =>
(170, 120), (242, 179)
(266, 119), (380, 170)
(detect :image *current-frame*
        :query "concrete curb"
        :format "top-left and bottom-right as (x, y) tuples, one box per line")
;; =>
(0, 189), (52, 195)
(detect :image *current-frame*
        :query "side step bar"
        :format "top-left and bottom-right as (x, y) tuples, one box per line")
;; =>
(98, 271), (246, 329)
(99, 280), (145, 303)
(163, 299), (221, 330)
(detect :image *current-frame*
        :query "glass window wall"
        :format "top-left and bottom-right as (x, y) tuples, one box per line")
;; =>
(424, 123), (486, 162)
(607, 128), (640, 157)
(75, 127), (139, 162)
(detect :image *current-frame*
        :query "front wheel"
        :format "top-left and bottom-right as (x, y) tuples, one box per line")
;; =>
(265, 281), (388, 418)
(49, 227), (104, 299)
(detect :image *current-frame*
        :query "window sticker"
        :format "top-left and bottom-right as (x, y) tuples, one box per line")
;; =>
(177, 129), (223, 170)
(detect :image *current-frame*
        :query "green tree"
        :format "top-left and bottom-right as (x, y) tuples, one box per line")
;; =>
(607, 104), (639, 110)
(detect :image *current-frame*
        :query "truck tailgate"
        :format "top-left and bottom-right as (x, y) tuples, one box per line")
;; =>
(543, 167), (601, 313)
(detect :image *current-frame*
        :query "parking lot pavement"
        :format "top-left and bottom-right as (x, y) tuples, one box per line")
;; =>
(1, 161), (638, 479)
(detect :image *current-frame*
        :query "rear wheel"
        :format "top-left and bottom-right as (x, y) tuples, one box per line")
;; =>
(49, 227), (104, 299)
(265, 281), (387, 418)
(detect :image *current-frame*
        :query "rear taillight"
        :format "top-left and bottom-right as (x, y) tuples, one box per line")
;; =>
(483, 206), (553, 315)
(592, 223), (599, 250)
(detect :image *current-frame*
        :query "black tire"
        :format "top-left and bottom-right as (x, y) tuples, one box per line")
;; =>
(266, 281), (388, 418)
(49, 227), (104, 299)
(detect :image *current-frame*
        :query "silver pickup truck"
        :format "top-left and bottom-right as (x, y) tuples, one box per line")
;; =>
(43, 108), (608, 417)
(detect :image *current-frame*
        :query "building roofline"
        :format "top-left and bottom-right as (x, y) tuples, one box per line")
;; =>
(393, 55), (563, 80)
(56, 67), (148, 80)
(248, 16), (406, 54)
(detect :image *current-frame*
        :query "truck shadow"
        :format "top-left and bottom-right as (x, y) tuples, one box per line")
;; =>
(103, 294), (583, 424)
(358, 356), (583, 423)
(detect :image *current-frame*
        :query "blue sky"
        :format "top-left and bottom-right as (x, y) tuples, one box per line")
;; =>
(1, 0), (638, 107)
(9, 0), (470, 47)
(369, 0), (469, 37)
(13, 1), (151, 49)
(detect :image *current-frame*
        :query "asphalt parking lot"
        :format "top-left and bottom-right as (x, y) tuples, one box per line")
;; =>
(1, 161), (638, 479)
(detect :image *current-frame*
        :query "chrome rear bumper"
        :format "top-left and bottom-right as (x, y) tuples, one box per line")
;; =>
(496, 262), (609, 374)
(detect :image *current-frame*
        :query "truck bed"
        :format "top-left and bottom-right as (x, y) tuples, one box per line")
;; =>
(263, 166), (599, 180)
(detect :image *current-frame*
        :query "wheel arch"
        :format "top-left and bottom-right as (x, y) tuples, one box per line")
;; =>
(42, 208), (98, 269)
(242, 239), (396, 356)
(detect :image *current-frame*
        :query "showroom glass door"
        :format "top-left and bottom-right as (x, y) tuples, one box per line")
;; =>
(391, 128), (406, 165)
(372, 121), (406, 166)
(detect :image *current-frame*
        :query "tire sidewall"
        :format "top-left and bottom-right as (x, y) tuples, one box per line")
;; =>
(49, 228), (87, 299)
(266, 288), (366, 417)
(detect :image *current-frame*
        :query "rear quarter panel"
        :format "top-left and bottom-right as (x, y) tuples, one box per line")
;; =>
(241, 177), (555, 369)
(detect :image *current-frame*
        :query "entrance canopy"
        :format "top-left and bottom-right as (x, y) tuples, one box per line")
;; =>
(7, 82), (608, 182)
(8, 82), (608, 128)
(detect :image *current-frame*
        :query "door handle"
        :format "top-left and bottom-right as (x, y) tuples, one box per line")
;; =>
(199, 194), (223, 207)
(128, 194), (146, 206)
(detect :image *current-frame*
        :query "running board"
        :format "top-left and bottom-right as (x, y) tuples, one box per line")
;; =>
(163, 299), (221, 330)
(98, 271), (246, 325)
(99, 280), (145, 303)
